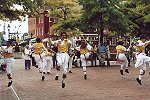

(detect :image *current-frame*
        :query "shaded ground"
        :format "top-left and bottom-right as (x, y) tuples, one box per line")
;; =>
(0, 59), (150, 100)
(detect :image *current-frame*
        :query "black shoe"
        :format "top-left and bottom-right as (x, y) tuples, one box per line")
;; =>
(62, 82), (65, 88)
(55, 76), (59, 80)
(35, 65), (38, 68)
(47, 72), (50, 74)
(42, 76), (45, 81)
(69, 71), (72, 73)
(84, 74), (87, 80)
(125, 69), (129, 73)
(39, 69), (42, 73)
(136, 78), (142, 85)
(120, 70), (123, 75)
(8, 81), (13, 87)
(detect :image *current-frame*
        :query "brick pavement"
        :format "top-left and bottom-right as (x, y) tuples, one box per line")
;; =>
(0, 59), (150, 100)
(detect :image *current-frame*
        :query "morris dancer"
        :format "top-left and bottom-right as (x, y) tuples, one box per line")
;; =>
(0, 41), (15, 87)
(44, 47), (53, 74)
(30, 38), (47, 81)
(135, 35), (150, 85)
(116, 40), (129, 75)
(76, 40), (92, 80)
(54, 32), (72, 88)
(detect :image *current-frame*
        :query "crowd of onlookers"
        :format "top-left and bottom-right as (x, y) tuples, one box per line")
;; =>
(1, 39), (150, 72)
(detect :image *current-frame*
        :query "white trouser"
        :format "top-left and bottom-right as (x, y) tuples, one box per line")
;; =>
(68, 55), (74, 71)
(4, 58), (15, 75)
(135, 53), (150, 70)
(80, 53), (90, 72)
(34, 53), (46, 72)
(135, 53), (150, 80)
(44, 56), (53, 73)
(117, 53), (128, 70)
(56, 52), (70, 74)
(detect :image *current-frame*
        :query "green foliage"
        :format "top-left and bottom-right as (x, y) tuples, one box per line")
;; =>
(78, 0), (130, 36)
(0, 0), (44, 20)
(46, 0), (82, 35)
(124, 0), (150, 36)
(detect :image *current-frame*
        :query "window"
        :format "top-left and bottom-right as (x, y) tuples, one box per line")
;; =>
(36, 28), (38, 36)
(38, 28), (41, 36)
(40, 17), (43, 23)
(42, 27), (43, 35)
(39, 18), (40, 23)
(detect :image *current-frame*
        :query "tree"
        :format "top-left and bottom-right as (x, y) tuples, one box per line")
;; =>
(78, 0), (130, 43)
(45, 0), (82, 36)
(0, 0), (44, 20)
(123, 0), (150, 37)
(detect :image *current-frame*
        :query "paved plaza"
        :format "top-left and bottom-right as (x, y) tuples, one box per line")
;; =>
(0, 59), (150, 100)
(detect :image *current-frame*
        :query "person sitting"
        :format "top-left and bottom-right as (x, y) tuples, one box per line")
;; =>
(97, 43), (107, 66)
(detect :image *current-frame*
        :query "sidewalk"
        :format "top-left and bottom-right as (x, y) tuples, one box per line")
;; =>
(0, 59), (150, 100)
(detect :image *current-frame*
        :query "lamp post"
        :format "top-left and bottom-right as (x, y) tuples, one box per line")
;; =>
(7, 24), (11, 40)
(30, 33), (33, 38)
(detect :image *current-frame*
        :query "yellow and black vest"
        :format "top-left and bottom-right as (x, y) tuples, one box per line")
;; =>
(136, 45), (145, 53)
(33, 43), (43, 54)
(58, 40), (69, 53)
(116, 45), (125, 53)
(46, 51), (52, 56)
(80, 47), (88, 54)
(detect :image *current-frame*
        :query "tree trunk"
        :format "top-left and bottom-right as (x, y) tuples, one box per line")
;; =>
(100, 12), (104, 43)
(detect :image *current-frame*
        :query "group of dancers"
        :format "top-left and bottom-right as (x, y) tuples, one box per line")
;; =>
(0, 32), (150, 88)
(29, 32), (92, 88)
(116, 35), (150, 85)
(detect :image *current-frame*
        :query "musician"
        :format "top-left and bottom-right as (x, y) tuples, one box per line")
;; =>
(54, 32), (72, 88)
(0, 41), (15, 87)
(135, 35), (150, 85)
(76, 40), (92, 80)
(116, 40), (129, 75)
(29, 38), (47, 81)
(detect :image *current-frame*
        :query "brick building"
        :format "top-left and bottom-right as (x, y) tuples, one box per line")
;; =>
(28, 11), (54, 40)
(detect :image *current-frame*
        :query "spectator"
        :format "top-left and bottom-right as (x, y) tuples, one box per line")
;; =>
(14, 43), (20, 52)
(91, 42), (97, 67)
(104, 42), (110, 66)
(24, 45), (31, 70)
(97, 43), (107, 66)
(52, 44), (58, 68)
